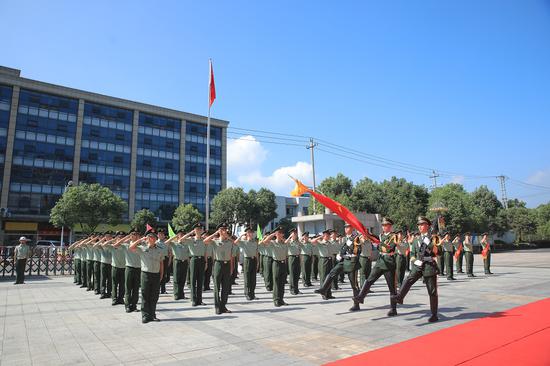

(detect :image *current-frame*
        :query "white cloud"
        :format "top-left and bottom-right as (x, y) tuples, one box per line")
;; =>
(227, 135), (267, 173)
(238, 161), (313, 195)
(451, 175), (465, 184)
(227, 135), (313, 195)
(527, 169), (550, 186)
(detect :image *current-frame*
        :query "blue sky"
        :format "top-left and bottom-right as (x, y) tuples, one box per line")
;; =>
(2, 0), (550, 207)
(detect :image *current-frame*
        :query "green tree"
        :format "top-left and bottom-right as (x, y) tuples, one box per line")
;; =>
(171, 204), (204, 232)
(310, 173), (353, 214)
(470, 185), (504, 232)
(131, 209), (158, 234)
(506, 205), (537, 242)
(379, 177), (429, 230)
(428, 184), (474, 233)
(250, 188), (277, 228)
(210, 187), (249, 229)
(50, 183), (127, 234)
(350, 177), (384, 214)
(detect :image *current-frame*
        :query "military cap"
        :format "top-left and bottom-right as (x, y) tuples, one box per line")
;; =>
(193, 223), (205, 229)
(301, 231), (310, 237)
(416, 216), (432, 226)
(442, 231), (450, 236)
(244, 225), (254, 232)
(157, 228), (166, 234)
(116, 231), (125, 236)
(217, 223), (228, 230)
(344, 223), (352, 228)
(177, 229), (186, 234)
(322, 229), (331, 235)
(289, 228), (297, 233)
(146, 231), (158, 238)
(274, 225), (284, 232)
(481, 232), (489, 236)
(381, 217), (394, 225)
(130, 228), (140, 234)
(464, 232), (471, 235)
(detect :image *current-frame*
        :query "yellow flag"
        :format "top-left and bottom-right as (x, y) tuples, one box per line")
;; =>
(290, 179), (309, 197)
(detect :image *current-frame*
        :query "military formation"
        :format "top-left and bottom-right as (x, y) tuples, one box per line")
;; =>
(31, 216), (495, 325)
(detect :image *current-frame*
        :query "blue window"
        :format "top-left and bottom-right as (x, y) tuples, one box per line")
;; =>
(135, 112), (181, 218)
(10, 89), (78, 214)
(79, 102), (133, 209)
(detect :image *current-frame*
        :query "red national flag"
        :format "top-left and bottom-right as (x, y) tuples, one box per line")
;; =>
(146, 224), (155, 233)
(209, 59), (216, 108)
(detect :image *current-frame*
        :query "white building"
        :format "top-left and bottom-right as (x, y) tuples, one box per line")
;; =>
(265, 195), (311, 231)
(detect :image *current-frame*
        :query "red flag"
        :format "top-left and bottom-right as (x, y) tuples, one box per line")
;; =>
(291, 179), (379, 244)
(209, 59), (216, 108)
(146, 224), (154, 233)
(454, 243), (463, 259)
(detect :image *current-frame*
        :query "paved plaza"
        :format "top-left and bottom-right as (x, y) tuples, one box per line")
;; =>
(1, 249), (549, 366)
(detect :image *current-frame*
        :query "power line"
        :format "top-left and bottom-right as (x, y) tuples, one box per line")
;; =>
(226, 126), (543, 191)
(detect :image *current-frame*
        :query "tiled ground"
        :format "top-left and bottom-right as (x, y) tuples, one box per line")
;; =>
(1, 249), (549, 365)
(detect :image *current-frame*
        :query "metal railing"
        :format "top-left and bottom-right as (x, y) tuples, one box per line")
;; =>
(0, 246), (73, 277)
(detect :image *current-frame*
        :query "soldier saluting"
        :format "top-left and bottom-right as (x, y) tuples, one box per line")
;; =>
(392, 216), (440, 323)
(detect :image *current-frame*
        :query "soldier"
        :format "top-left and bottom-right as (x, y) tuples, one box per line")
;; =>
(106, 232), (127, 305)
(330, 230), (340, 290)
(98, 232), (113, 299)
(72, 240), (81, 285)
(261, 226), (289, 307)
(85, 236), (96, 292)
(311, 238), (319, 281)
(481, 232), (493, 275)
(76, 238), (88, 288)
(300, 231), (314, 287)
(395, 230), (408, 288)
(130, 231), (165, 323)
(165, 229), (190, 301)
(312, 230), (334, 300)
(435, 233), (445, 277)
(442, 232), (456, 280)
(358, 230), (373, 288)
(262, 231), (274, 292)
(184, 223), (208, 306)
(316, 224), (361, 309)
(392, 216), (440, 323)
(123, 229), (142, 312)
(13, 236), (31, 285)
(92, 235), (102, 295)
(351, 217), (398, 316)
(229, 240), (240, 295)
(234, 225), (259, 300)
(286, 228), (302, 295)
(204, 234), (213, 291)
(204, 223), (234, 314)
(453, 234), (464, 274)
(157, 229), (171, 295)
(463, 232), (475, 277)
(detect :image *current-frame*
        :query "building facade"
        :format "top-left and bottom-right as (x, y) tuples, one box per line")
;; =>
(266, 195), (311, 231)
(0, 66), (228, 244)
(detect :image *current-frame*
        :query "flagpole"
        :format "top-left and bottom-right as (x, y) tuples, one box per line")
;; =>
(205, 59), (212, 231)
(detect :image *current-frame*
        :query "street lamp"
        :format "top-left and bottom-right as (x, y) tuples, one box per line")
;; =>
(60, 180), (73, 249)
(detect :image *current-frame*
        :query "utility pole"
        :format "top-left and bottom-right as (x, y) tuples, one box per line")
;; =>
(429, 170), (439, 190)
(497, 175), (509, 209)
(306, 138), (318, 213)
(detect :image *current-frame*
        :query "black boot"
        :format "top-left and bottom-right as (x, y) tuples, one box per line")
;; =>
(387, 296), (397, 316)
(315, 275), (334, 300)
(352, 280), (372, 304)
(428, 296), (438, 322)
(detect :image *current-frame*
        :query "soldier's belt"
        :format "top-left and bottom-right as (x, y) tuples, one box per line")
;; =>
(379, 252), (395, 256)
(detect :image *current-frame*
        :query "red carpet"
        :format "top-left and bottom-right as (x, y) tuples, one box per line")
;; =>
(326, 298), (550, 366)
